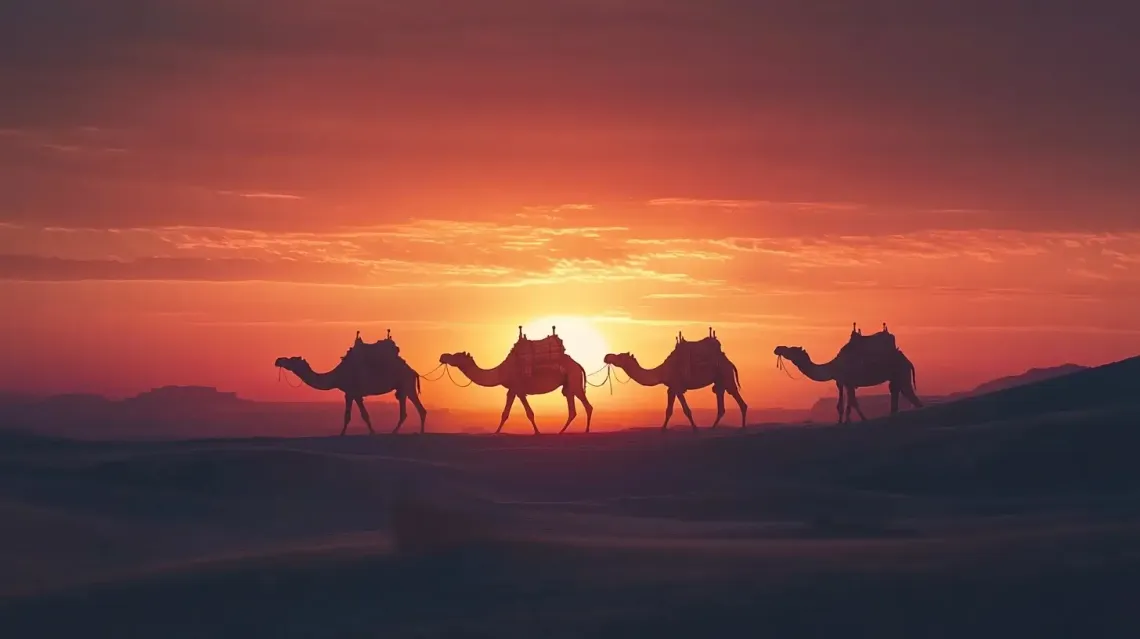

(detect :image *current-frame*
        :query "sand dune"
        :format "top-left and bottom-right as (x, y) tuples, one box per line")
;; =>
(2, 357), (1140, 636)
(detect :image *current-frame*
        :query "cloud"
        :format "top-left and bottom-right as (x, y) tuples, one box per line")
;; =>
(0, 220), (712, 288)
(2, 222), (1139, 305)
(585, 314), (775, 330)
(648, 198), (769, 210)
(0, 255), (371, 284)
(217, 191), (304, 200)
(185, 318), (476, 329)
(647, 198), (865, 212)
(642, 292), (711, 299)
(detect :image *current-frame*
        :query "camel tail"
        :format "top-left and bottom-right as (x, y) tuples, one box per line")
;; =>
(732, 361), (741, 390)
(911, 361), (917, 392)
(416, 372), (422, 394)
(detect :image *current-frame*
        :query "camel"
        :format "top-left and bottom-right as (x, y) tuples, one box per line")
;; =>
(603, 328), (747, 431)
(439, 327), (593, 434)
(774, 325), (921, 423)
(274, 339), (427, 435)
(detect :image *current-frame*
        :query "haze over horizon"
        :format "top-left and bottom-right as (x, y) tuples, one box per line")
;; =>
(3, 0), (1138, 416)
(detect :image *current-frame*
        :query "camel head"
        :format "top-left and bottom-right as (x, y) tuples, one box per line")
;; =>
(773, 346), (808, 363)
(439, 351), (474, 367)
(274, 356), (308, 374)
(603, 352), (637, 368)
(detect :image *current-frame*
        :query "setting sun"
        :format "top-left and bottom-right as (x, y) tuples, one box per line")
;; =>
(521, 316), (610, 375)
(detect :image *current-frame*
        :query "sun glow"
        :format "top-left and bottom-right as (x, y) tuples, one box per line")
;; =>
(521, 315), (610, 375)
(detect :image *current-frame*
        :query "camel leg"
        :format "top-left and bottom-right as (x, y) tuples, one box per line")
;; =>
(844, 388), (854, 423)
(889, 384), (900, 415)
(392, 392), (407, 434)
(496, 391), (517, 434)
(341, 394), (353, 436)
(579, 388), (593, 433)
(518, 395), (539, 434)
(726, 387), (748, 429)
(676, 392), (697, 431)
(834, 382), (845, 423)
(408, 389), (428, 434)
(354, 397), (375, 435)
(847, 387), (868, 422)
(662, 390), (678, 431)
(902, 385), (923, 409)
(559, 393), (577, 434)
(710, 385), (726, 428)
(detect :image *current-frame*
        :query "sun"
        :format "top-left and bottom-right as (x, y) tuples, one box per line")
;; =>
(521, 315), (610, 373)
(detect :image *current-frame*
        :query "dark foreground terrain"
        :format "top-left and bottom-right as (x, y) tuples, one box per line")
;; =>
(2, 356), (1140, 638)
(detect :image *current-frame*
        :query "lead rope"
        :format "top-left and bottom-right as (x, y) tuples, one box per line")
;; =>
(277, 367), (304, 388)
(776, 355), (799, 380)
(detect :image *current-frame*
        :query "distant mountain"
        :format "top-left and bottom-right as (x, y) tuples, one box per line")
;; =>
(808, 363), (1089, 422)
(0, 391), (45, 406)
(123, 385), (250, 409)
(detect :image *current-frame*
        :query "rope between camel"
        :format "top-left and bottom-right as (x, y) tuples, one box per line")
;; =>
(417, 362), (447, 382)
(585, 365), (612, 393)
(584, 364), (632, 395)
(422, 362), (630, 393)
(443, 365), (474, 387)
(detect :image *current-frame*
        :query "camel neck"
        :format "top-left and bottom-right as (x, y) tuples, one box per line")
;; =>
(454, 358), (503, 388)
(793, 355), (836, 383)
(295, 362), (342, 391)
(620, 359), (665, 386)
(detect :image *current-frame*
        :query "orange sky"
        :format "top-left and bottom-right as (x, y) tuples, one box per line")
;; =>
(2, 0), (1139, 416)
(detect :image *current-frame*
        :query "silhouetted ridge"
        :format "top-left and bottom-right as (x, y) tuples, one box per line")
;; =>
(884, 355), (1140, 429)
(809, 362), (1091, 421)
(967, 363), (1087, 397)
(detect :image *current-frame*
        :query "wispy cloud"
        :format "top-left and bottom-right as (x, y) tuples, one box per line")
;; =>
(216, 191), (305, 200)
(646, 198), (864, 212)
(1, 222), (1138, 305)
(648, 198), (769, 209)
(642, 292), (711, 299)
(0, 126), (130, 155)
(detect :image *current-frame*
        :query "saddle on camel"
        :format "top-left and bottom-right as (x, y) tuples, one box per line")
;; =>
(344, 329), (403, 377)
(667, 327), (725, 386)
(840, 322), (898, 364)
(509, 325), (567, 378)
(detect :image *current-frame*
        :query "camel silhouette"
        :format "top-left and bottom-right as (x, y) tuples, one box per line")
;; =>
(439, 326), (593, 434)
(274, 348), (427, 435)
(604, 327), (747, 430)
(774, 326), (921, 423)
